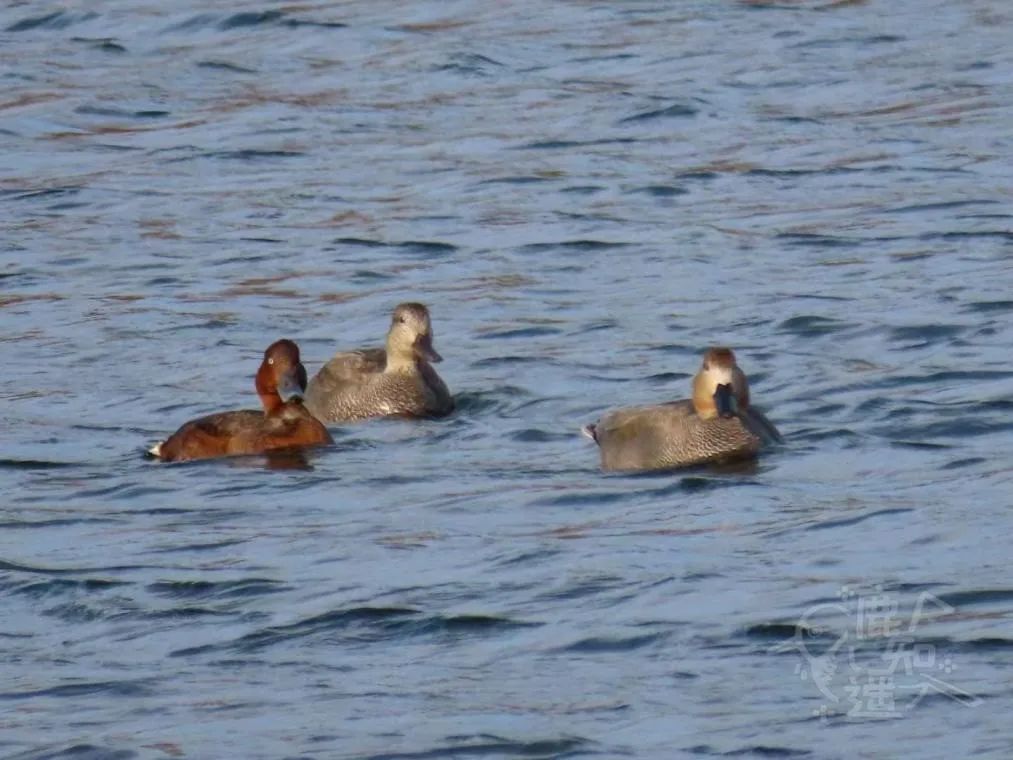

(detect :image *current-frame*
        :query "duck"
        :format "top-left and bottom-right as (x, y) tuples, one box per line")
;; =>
(583, 347), (781, 472)
(304, 302), (453, 422)
(149, 339), (333, 462)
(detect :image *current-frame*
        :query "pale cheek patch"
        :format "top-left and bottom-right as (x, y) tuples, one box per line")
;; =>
(710, 366), (735, 386)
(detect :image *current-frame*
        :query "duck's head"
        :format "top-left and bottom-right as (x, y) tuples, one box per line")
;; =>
(256, 338), (308, 411)
(691, 347), (749, 420)
(386, 302), (442, 364)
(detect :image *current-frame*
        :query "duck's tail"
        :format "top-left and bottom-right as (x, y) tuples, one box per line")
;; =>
(580, 423), (598, 443)
(146, 441), (164, 459)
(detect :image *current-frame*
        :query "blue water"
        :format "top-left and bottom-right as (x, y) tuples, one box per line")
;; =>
(2, 1), (1012, 758)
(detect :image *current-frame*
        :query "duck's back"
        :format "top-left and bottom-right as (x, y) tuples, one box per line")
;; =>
(590, 400), (761, 472)
(305, 347), (453, 422)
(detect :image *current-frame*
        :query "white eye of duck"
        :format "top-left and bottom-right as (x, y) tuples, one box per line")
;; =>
(268, 358), (275, 365)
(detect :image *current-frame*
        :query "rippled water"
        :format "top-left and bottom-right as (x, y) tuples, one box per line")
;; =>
(3, 1), (1013, 758)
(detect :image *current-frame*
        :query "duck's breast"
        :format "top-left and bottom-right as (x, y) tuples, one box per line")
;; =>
(258, 403), (333, 449)
(355, 368), (450, 419)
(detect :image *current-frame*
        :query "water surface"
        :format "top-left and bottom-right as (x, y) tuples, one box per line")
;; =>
(2, 1), (1012, 758)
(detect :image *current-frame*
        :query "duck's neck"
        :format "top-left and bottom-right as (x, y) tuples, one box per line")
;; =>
(259, 389), (284, 415)
(384, 346), (417, 372)
(255, 365), (284, 414)
(691, 373), (717, 420)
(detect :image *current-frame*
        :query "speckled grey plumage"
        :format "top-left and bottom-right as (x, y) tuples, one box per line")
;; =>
(304, 347), (453, 422)
(587, 401), (779, 472)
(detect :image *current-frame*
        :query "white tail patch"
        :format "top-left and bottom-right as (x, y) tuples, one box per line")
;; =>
(147, 441), (164, 458)
(581, 424), (598, 442)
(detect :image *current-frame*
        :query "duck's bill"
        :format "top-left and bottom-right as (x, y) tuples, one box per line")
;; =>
(413, 333), (443, 363)
(278, 369), (306, 402)
(713, 383), (737, 418)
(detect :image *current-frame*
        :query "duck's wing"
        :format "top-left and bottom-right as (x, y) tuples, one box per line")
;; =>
(320, 347), (386, 381)
(591, 401), (696, 470)
(312, 348), (382, 383)
(591, 400), (762, 472)
(418, 360), (454, 416)
(304, 347), (388, 421)
(307, 347), (385, 393)
(744, 406), (783, 444)
(593, 400), (694, 440)
(154, 409), (263, 461)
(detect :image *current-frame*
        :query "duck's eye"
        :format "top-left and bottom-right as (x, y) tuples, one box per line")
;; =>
(702, 362), (710, 371)
(398, 316), (407, 324)
(268, 358), (275, 365)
